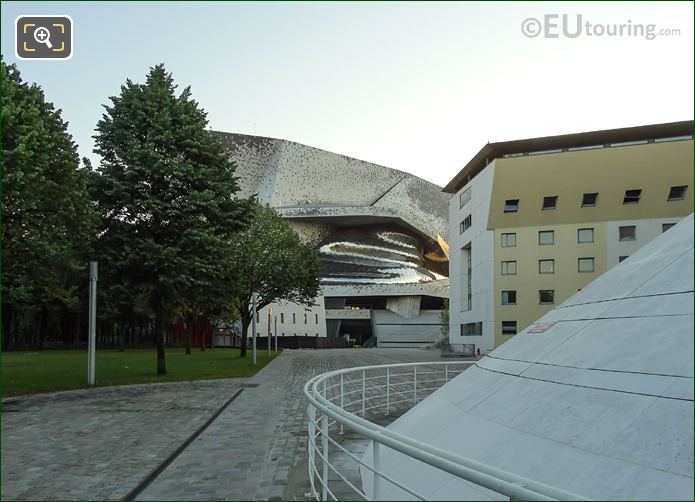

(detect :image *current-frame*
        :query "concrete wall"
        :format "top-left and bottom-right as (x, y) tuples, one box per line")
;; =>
(374, 309), (444, 348)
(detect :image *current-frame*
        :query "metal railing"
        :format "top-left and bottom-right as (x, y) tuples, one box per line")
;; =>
(304, 361), (590, 501)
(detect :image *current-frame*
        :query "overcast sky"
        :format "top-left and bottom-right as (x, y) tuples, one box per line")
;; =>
(1, 1), (693, 186)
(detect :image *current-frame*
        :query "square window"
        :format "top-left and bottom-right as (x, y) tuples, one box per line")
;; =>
(501, 233), (516, 247)
(578, 257), (595, 273)
(538, 230), (554, 245)
(618, 255), (629, 263)
(501, 261), (517, 275)
(539, 259), (554, 274)
(461, 322), (482, 336)
(504, 199), (519, 213)
(668, 185), (687, 201)
(459, 188), (471, 208)
(581, 192), (598, 207)
(662, 223), (676, 232)
(501, 290), (517, 305)
(623, 189), (642, 204)
(578, 228), (594, 243)
(619, 225), (636, 241)
(542, 196), (558, 210)
(501, 321), (517, 335)
(539, 290), (555, 304)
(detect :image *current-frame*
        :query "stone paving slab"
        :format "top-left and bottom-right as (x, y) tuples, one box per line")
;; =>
(2, 348), (449, 500)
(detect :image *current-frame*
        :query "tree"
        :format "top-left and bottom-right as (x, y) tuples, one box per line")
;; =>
(1, 59), (95, 349)
(90, 64), (248, 374)
(228, 203), (321, 357)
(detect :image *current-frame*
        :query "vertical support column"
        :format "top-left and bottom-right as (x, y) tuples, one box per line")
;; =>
(372, 439), (381, 498)
(274, 316), (278, 352)
(339, 374), (344, 435)
(413, 366), (417, 405)
(445, 363), (449, 384)
(362, 369), (366, 417)
(267, 308), (271, 356)
(385, 367), (390, 416)
(87, 261), (98, 385)
(321, 413), (329, 501)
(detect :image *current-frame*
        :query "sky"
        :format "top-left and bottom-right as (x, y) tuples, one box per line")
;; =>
(1, 1), (693, 187)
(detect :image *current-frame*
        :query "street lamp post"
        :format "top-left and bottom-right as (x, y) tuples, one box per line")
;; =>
(274, 315), (278, 352)
(252, 292), (257, 365)
(267, 308), (272, 356)
(87, 261), (98, 385)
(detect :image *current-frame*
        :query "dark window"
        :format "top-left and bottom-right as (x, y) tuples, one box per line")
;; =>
(460, 214), (472, 234)
(618, 255), (629, 263)
(501, 290), (517, 305)
(315, 313), (318, 323)
(662, 223), (676, 232)
(542, 196), (558, 210)
(581, 192), (598, 207)
(619, 225), (636, 241)
(293, 313), (296, 323)
(256, 312), (260, 322)
(668, 185), (687, 201)
(461, 322), (482, 336)
(539, 290), (555, 304)
(502, 321), (517, 335)
(504, 199), (519, 213)
(623, 189), (642, 204)
(281, 313), (284, 323)
(304, 313), (308, 324)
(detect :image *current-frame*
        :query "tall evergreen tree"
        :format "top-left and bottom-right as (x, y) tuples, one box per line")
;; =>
(1, 60), (95, 348)
(90, 64), (248, 374)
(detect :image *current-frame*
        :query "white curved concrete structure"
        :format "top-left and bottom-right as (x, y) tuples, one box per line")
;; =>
(367, 214), (694, 500)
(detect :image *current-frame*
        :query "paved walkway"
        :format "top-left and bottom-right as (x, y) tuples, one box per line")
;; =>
(2, 348), (446, 500)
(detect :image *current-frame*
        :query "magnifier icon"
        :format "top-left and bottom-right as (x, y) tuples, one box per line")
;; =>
(33, 27), (53, 49)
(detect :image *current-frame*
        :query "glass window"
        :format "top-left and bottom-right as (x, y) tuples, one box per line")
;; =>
(662, 223), (676, 232)
(501, 233), (516, 247)
(619, 225), (636, 241)
(501, 321), (517, 335)
(280, 313), (284, 323)
(581, 192), (598, 207)
(578, 228), (594, 243)
(256, 312), (260, 322)
(293, 313), (296, 323)
(539, 290), (555, 304)
(461, 322), (482, 336)
(304, 313), (308, 324)
(315, 313), (319, 323)
(618, 255), (629, 263)
(539, 259), (554, 274)
(668, 185), (687, 201)
(542, 196), (558, 210)
(538, 230), (554, 245)
(459, 188), (471, 208)
(623, 189), (642, 204)
(460, 214), (472, 234)
(501, 261), (517, 275)
(501, 290), (517, 305)
(578, 257), (595, 273)
(504, 199), (519, 213)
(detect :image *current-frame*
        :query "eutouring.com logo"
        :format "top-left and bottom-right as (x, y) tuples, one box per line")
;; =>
(521, 14), (681, 41)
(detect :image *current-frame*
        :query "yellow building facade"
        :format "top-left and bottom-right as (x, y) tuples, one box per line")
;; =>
(445, 122), (693, 352)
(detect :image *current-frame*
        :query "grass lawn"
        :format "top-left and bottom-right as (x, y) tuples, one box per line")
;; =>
(1, 348), (278, 397)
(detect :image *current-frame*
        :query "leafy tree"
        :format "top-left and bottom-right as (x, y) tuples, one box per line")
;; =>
(90, 64), (248, 374)
(1, 59), (95, 348)
(227, 203), (321, 357)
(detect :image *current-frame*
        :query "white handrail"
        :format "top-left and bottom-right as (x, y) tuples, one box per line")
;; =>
(304, 361), (591, 501)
